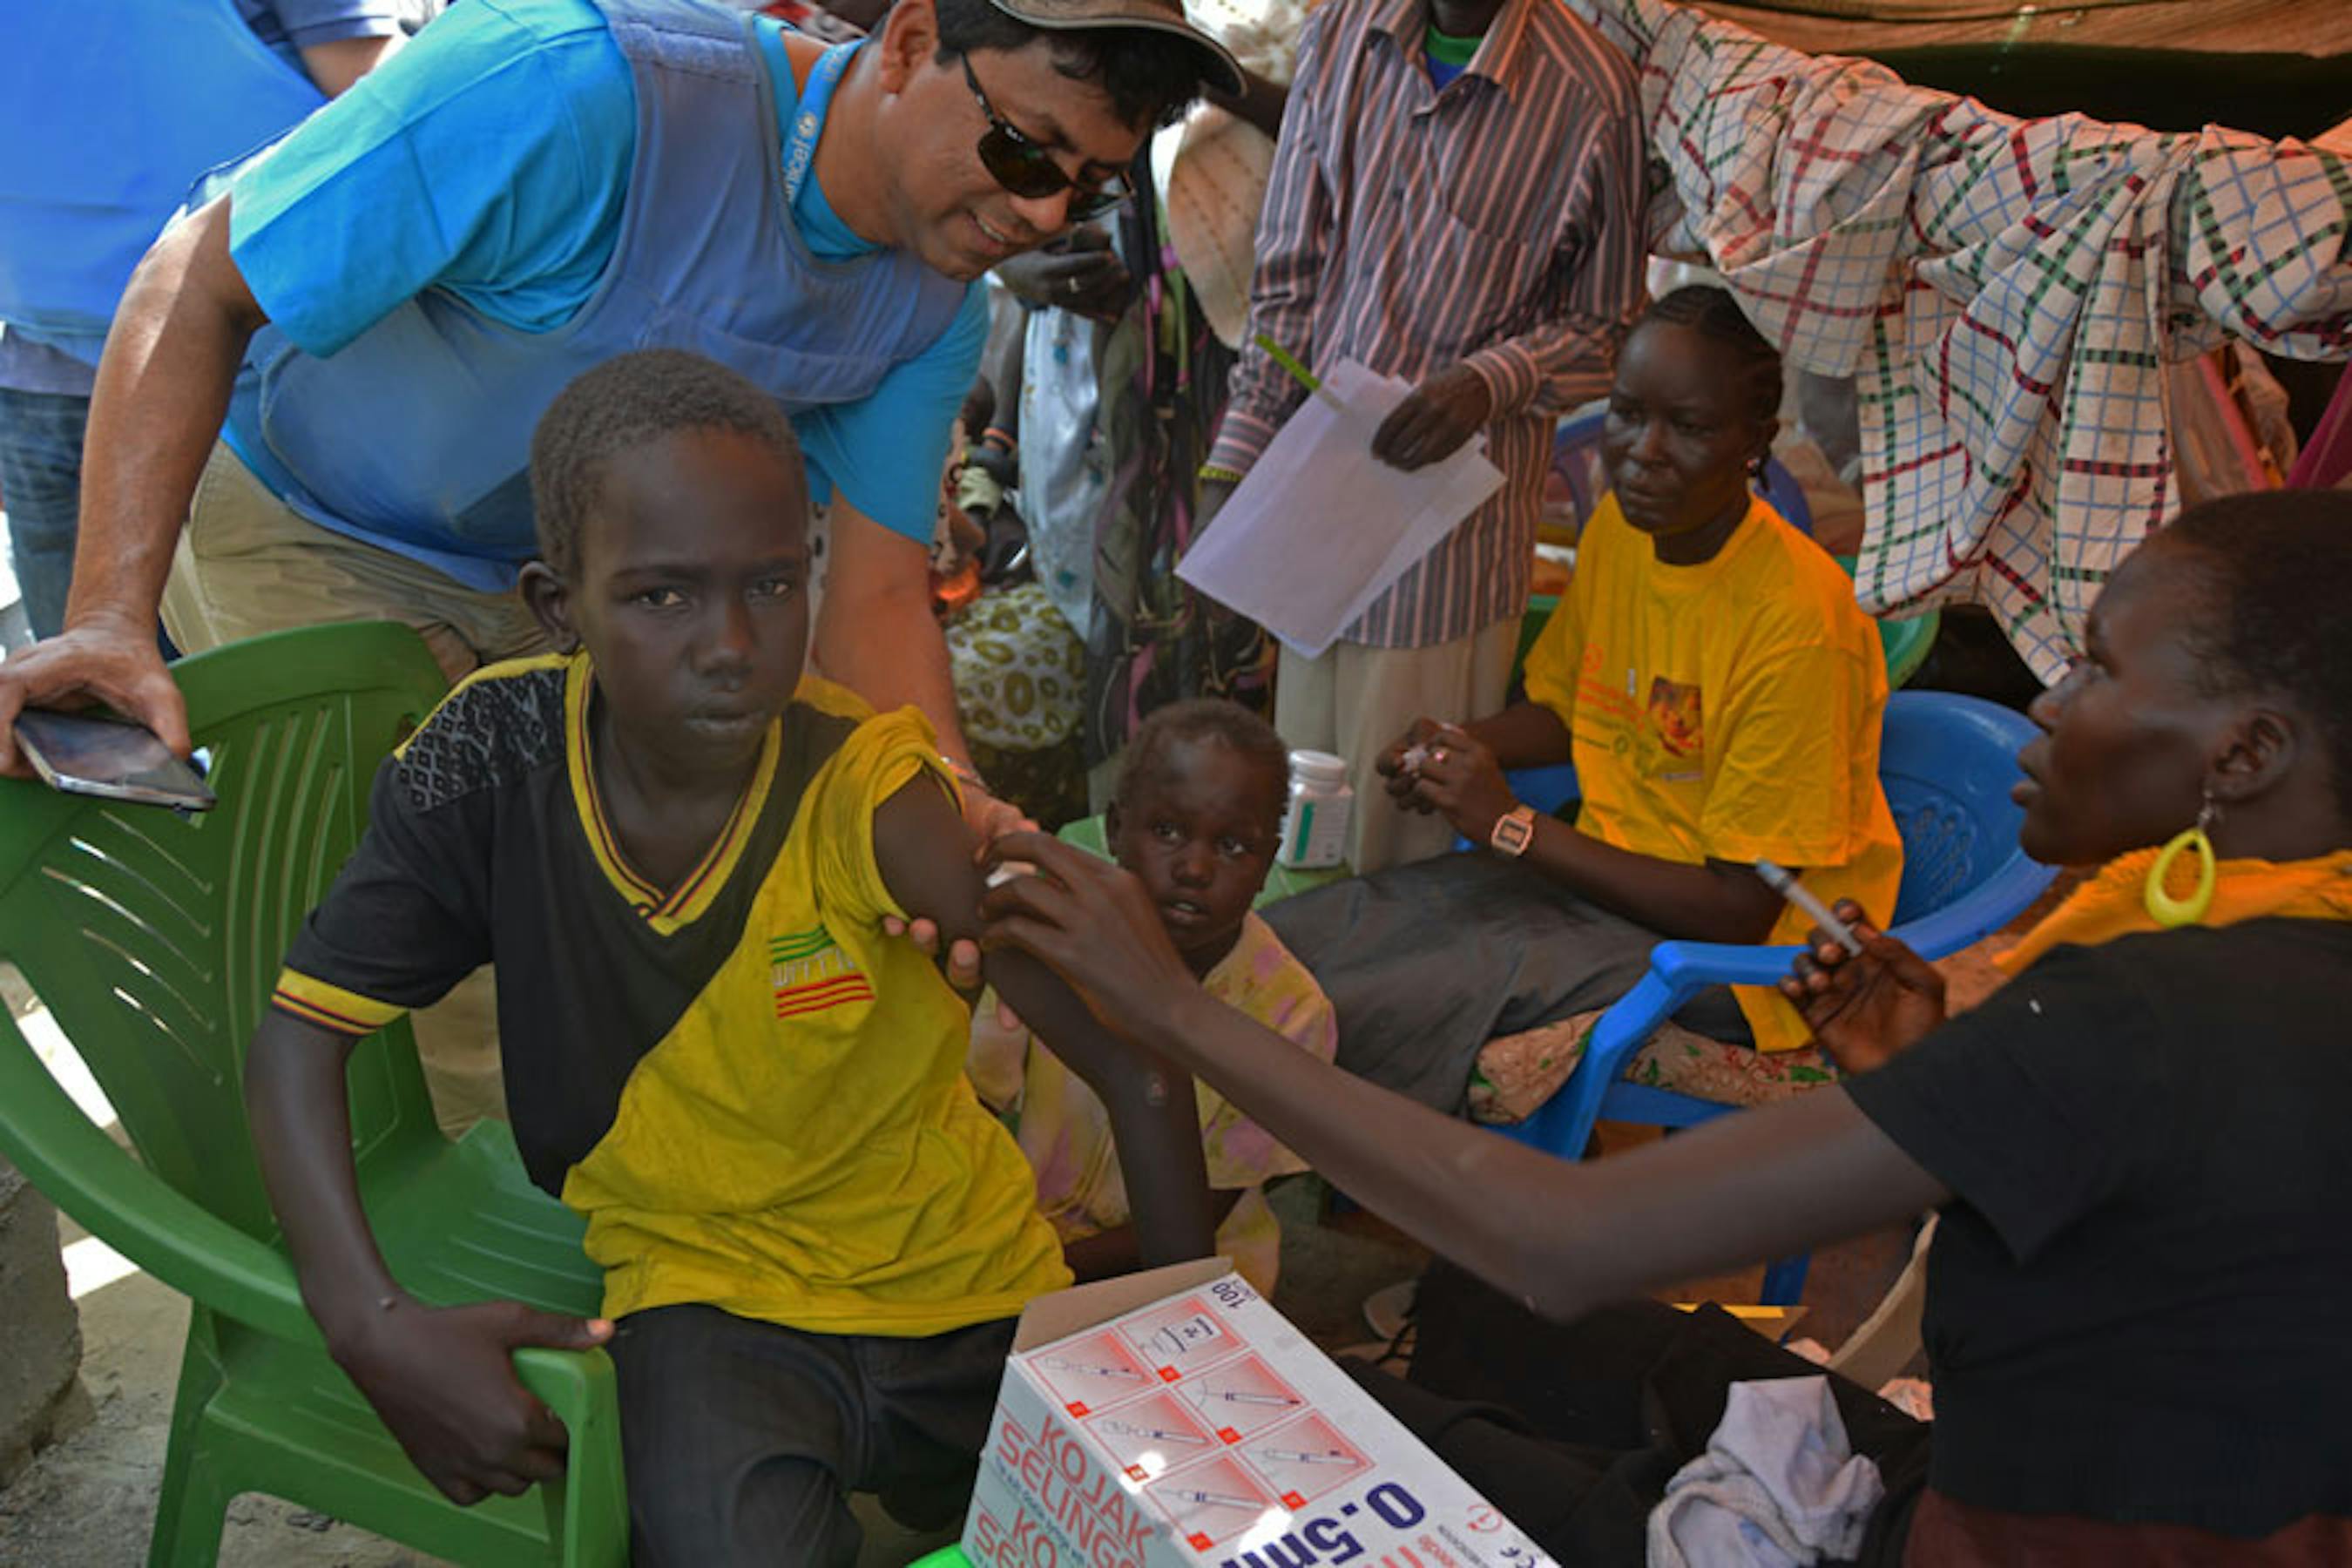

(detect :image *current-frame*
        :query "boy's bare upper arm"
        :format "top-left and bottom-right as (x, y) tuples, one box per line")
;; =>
(869, 777), (1135, 1074)
(871, 772), (991, 947)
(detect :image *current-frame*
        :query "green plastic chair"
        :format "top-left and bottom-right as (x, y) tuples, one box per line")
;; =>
(0, 623), (625, 1568)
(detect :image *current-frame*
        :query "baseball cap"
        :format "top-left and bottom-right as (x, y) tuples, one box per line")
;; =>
(984, 0), (1247, 98)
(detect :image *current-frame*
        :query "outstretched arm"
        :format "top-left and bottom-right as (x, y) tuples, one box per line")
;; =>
(873, 781), (1217, 1267)
(980, 834), (1947, 1322)
(0, 199), (262, 776)
(246, 1010), (611, 1504)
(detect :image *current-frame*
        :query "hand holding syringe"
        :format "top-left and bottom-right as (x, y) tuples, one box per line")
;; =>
(1754, 859), (1865, 955)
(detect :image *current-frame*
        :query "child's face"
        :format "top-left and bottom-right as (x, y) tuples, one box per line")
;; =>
(537, 428), (811, 778)
(1106, 736), (1284, 972)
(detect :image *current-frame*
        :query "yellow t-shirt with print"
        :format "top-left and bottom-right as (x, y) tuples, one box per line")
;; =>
(564, 677), (1072, 1332)
(1521, 492), (1903, 1051)
(271, 652), (1070, 1337)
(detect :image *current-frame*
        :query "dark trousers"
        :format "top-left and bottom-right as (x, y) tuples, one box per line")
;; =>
(608, 1303), (1016, 1568)
(1264, 853), (1751, 1113)
(1343, 1261), (1934, 1565)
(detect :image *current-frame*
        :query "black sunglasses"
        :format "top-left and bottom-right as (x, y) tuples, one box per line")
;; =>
(960, 53), (1132, 221)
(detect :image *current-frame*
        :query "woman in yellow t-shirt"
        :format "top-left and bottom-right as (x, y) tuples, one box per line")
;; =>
(1261, 286), (1902, 1112)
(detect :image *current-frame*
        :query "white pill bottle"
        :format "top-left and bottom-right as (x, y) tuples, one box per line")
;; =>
(1277, 749), (1353, 868)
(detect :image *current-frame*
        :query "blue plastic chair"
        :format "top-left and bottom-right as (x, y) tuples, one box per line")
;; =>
(1491, 692), (2056, 1302)
(1756, 456), (1814, 537)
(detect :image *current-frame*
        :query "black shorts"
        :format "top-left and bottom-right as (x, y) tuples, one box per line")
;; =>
(608, 1302), (1016, 1568)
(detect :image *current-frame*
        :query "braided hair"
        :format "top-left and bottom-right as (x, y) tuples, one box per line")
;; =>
(1637, 285), (1785, 429)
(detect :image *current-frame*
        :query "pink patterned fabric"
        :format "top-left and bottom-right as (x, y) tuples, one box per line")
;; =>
(1469, 1011), (1838, 1126)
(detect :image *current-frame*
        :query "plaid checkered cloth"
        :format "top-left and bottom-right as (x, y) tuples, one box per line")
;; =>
(1571, 0), (2352, 679)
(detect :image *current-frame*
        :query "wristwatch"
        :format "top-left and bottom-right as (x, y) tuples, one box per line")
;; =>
(1489, 804), (1538, 859)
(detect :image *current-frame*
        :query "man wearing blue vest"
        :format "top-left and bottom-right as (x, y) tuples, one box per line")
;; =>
(0, 0), (409, 640)
(0, 0), (1239, 841)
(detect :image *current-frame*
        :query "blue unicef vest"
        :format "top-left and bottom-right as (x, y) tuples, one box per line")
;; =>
(223, 0), (968, 591)
(0, 0), (324, 350)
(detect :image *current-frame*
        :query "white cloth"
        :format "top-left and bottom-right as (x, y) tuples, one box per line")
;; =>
(1013, 306), (1110, 638)
(1646, 1375), (1885, 1568)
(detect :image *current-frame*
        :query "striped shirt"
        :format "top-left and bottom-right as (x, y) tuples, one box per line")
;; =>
(1205, 0), (1646, 649)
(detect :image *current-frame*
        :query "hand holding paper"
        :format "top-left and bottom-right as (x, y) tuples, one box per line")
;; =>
(1178, 356), (1504, 659)
(1371, 362), (1495, 471)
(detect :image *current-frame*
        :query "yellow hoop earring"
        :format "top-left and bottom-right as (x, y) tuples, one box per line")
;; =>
(2144, 801), (2219, 927)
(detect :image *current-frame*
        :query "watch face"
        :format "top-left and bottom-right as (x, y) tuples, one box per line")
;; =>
(1491, 809), (1534, 856)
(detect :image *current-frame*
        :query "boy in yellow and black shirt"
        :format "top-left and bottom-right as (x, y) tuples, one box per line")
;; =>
(246, 351), (1211, 1567)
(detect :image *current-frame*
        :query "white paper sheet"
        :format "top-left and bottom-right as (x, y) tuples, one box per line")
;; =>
(1176, 360), (1504, 659)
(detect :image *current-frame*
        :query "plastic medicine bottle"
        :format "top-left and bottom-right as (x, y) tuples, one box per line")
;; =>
(1278, 749), (1353, 868)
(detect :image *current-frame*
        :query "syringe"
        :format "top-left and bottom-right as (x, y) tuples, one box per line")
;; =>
(1099, 1420), (1206, 1445)
(1187, 1389), (1298, 1408)
(1037, 1356), (1145, 1381)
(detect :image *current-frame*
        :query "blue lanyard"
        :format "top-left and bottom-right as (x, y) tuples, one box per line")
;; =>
(780, 40), (857, 209)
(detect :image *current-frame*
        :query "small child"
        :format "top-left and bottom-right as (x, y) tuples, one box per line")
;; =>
(968, 700), (1337, 1295)
(244, 350), (1212, 1566)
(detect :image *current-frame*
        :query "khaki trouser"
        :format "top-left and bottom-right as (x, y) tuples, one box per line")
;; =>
(1274, 618), (1520, 875)
(162, 442), (549, 676)
(163, 442), (547, 1135)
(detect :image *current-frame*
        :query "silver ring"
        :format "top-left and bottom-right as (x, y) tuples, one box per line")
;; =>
(1065, 276), (1081, 296)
